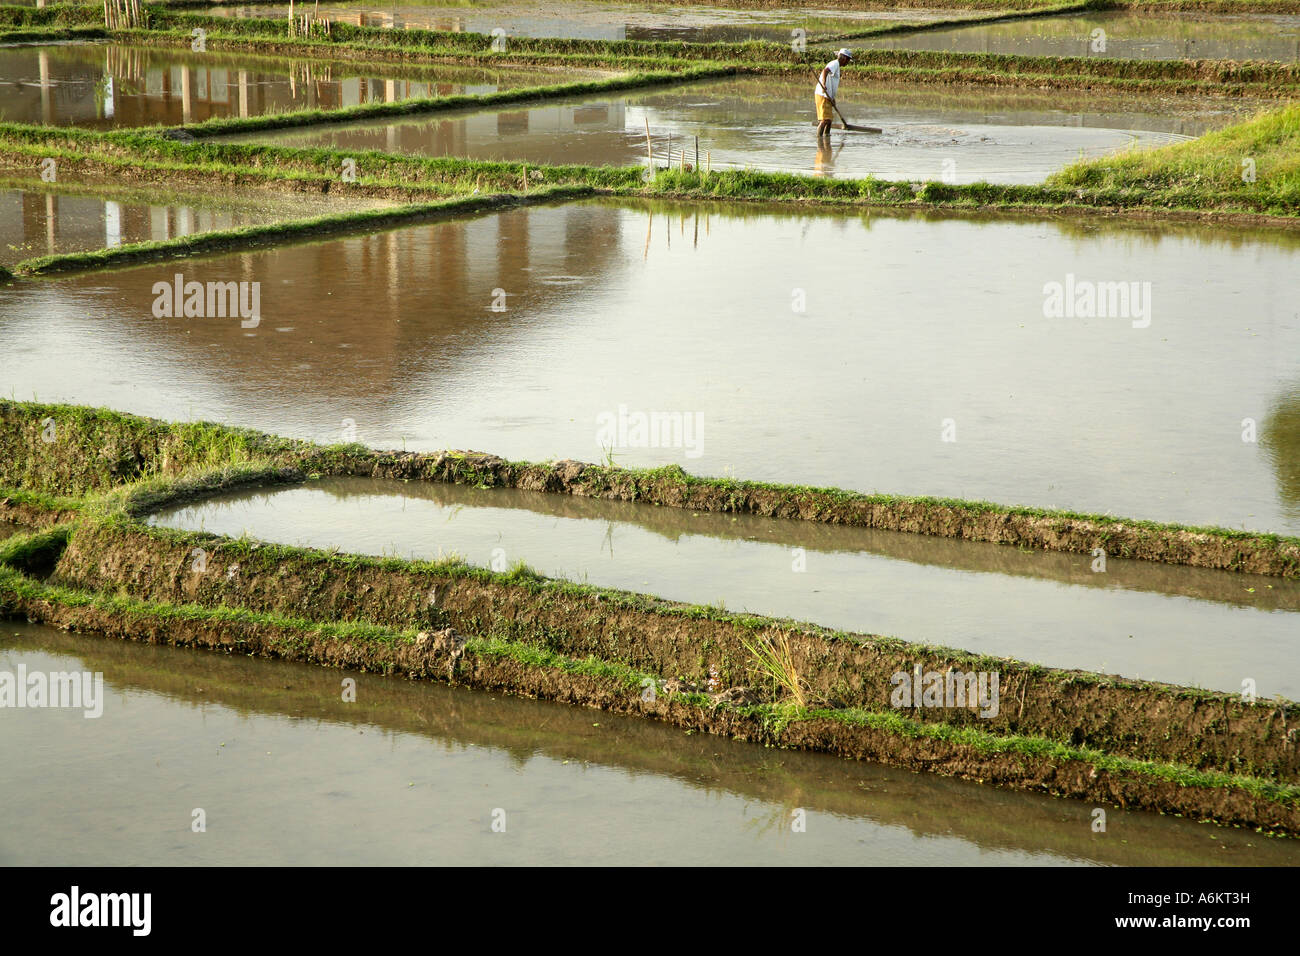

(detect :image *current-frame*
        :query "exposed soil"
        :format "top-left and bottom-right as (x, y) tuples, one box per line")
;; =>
(2, 401), (1296, 577)
(7, 585), (1298, 834)
(49, 518), (1300, 780)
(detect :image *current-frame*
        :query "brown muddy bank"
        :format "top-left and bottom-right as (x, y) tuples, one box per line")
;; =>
(2, 401), (1296, 577)
(0, 153), (463, 206)
(329, 449), (1300, 578)
(47, 514), (1300, 780)
(17, 621), (1294, 866)
(4, 574), (1298, 835)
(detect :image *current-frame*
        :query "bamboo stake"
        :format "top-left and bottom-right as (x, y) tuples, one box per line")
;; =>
(694, 135), (698, 171)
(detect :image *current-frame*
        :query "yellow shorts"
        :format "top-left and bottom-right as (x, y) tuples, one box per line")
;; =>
(815, 96), (834, 122)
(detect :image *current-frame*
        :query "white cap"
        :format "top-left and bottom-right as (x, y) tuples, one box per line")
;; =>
(838, 48), (854, 60)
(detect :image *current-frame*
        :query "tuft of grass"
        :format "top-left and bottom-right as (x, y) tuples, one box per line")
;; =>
(741, 630), (810, 710)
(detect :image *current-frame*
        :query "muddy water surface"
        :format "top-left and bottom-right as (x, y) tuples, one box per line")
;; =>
(858, 11), (1300, 61)
(204, 0), (929, 42)
(4, 200), (1296, 534)
(0, 42), (576, 128)
(4, 622), (1296, 865)
(150, 477), (1300, 696)
(219, 75), (1241, 184)
(0, 182), (385, 265)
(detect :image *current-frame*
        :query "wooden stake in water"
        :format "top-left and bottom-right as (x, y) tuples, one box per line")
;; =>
(694, 136), (698, 172)
(644, 118), (652, 163)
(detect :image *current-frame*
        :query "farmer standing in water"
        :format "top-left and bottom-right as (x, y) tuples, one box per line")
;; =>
(815, 48), (853, 140)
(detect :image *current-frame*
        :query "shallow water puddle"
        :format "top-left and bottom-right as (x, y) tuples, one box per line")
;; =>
(858, 10), (1300, 62)
(0, 182), (386, 265)
(203, 0), (928, 43)
(3, 622), (1294, 865)
(4, 199), (1296, 534)
(218, 74), (1241, 184)
(0, 42), (576, 128)
(149, 477), (1300, 697)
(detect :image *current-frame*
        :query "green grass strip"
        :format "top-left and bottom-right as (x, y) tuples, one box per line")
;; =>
(1, 559), (1295, 809)
(0, 486), (85, 515)
(1051, 100), (1300, 212)
(811, 706), (1300, 804)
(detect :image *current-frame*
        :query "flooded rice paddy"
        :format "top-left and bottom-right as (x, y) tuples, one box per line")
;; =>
(3, 2), (1299, 866)
(4, 200), (1297, 535)
(218, 75), (1240, 184)
(150, 477), (1300, 697)
(5, 621), (1296, 865)
(203, 0), (932, 42)
(0, 181), (386, 264)
(0, 42), (578, 129)
(858, 11), (1300, 62)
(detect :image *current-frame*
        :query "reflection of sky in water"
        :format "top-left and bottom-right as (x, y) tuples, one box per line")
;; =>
(150, 476), (1300, 697)
(0, 43), (566, 129)
(858, 11), (1300, 61)
(3, 202), (1298, 536)
(204, 1), (927, 42)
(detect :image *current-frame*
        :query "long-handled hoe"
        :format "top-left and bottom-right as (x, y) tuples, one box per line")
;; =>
(812, 67), (882, 134)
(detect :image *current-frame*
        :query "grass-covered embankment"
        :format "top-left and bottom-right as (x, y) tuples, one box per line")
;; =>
(4, 400), (1299, 828)
(5, 98), (1300, 246)
(2, 543), (1298, 833)
(1051, 100), (1300, 213)
(48, 501), (1300, 777)
(3, 400), (1297, 576)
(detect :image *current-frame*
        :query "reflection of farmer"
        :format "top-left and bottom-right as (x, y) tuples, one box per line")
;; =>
(815, 48), (853, 140)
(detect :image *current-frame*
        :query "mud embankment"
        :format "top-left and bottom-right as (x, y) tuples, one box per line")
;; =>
(4, 564), (1298, 835)
(48, 518), (1300, 781)
(3, 401), (1296, 577)
(326, 449), (1300, 578)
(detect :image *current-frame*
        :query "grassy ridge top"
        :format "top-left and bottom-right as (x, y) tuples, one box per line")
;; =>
(1051, 101), (1300, 210)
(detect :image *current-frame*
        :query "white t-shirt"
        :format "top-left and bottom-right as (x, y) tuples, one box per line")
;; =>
(815, 59), (840, 100)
